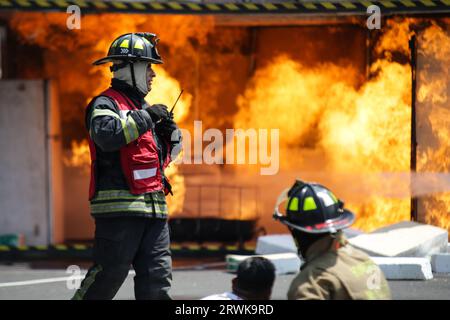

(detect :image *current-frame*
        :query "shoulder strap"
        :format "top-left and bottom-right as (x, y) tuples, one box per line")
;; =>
(103, 88), (139, 111)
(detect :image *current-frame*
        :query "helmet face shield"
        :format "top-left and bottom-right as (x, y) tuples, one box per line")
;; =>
(273, 187), (288, 219)
(273, 180), (355, 234)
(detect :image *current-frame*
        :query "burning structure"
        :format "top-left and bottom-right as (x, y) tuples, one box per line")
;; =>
(0, 1), (448, 246)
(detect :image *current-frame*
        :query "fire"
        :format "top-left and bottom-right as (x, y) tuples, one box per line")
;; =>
(235, 57), (360, 146)
(235, 23), (415, 231)
(6, 12), (449, 234)
(164, 164), (185, 215)
(321, 59), (412, 231)
(235, 18), (449, 232)
(8, 13), (214, 95)
(416, 22), (450, 232)
(239, 191), (260, 221)
(63, 139), (90, 171)
(374, 17), (414, 56)
(146, 65), (191, 123)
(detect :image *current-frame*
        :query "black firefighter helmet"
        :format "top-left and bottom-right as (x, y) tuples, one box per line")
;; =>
(273, 180), (355, 234)
(92, 32), (163, 66)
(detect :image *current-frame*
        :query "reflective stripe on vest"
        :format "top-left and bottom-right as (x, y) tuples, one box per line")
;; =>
(90, 189), (168, 215)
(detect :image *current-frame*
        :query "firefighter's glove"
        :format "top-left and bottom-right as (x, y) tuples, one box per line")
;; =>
(156, 118), (180, 142)
(145, 104), (171, 123)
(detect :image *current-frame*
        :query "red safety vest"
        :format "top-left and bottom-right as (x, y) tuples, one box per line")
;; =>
(87, 88), (169, 200)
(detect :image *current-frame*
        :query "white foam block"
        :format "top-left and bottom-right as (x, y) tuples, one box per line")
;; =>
(255, 234), (298, 255)
(349, 221), (448, 257)
(226, 253), (302, 275)
(431, 253), (450, 273)
(370, 257), (433, 280)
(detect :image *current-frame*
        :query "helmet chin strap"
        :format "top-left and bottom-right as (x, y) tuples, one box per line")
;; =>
(129, 61), (137, 89)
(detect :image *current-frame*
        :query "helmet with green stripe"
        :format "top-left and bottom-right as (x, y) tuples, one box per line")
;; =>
(92, 32), (163, 66)
(273, 180), (355, 234)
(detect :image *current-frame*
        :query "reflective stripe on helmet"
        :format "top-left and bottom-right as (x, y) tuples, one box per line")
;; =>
(317, 191), (335, 207)
(288, 197), (299, 211)
(120, 39), (129, 48)
(134, 39), (144, 50)
(303, 196), (317, 211)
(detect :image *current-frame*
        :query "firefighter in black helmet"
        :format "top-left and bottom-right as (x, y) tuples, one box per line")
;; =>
(93, 32), (164, 90)
(72, 33), (181, 300)
(274, 180), (391, 300)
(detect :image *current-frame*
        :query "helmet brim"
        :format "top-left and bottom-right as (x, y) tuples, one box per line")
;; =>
(92, 55), (163, 66)
(275, 209), (355, 234)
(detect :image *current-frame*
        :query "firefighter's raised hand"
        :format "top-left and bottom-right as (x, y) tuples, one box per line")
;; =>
(145, 104), (171, 123)
(156, 118), (180, 142)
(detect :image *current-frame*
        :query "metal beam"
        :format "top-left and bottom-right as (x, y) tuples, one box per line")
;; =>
(0, 0), (448, 15)
(409, 35), (418, 222)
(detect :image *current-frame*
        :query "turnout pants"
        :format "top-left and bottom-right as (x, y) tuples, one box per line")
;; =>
(72, 217), (172, 300)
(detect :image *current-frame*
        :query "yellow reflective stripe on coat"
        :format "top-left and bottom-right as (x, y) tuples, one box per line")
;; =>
(95, 189), (144, 201)
(72, 265), (103, 300)
(90, 108), (121, 121)
(90, 190), (168, 215)
(90, 109), (121, 134)
(90, 202), (168, 214)
(120, 115), (139, 144)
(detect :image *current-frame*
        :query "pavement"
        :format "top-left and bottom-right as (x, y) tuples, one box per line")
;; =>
(0, 260), (449, 300)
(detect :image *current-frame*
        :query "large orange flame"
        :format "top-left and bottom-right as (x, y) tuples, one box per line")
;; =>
(234, 18), (448, 232)
(235, 54), (411, 231)
(7, 13), (449, 234)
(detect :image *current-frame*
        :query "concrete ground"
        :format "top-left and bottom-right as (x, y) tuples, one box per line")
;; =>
(0, 261), (449, 300)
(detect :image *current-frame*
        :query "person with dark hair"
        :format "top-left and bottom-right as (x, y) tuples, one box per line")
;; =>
(274, 180), (391, 300)
(202, 257), (276, 300)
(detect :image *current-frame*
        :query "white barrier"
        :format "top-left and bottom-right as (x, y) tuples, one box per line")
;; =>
(371, 257), (433, 280)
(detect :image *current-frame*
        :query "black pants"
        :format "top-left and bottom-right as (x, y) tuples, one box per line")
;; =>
(72, 217), (172, 300)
